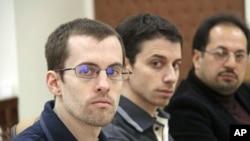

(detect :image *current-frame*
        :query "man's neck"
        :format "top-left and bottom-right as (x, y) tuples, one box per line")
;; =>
(122, 84), (157, 117)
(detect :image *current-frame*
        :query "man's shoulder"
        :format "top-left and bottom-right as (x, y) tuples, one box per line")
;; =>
(12, 121), (47, 141)
(102, 112), (128, 134)
(167, 79), (217, 112)
(102, 123), (123, 134)
(171, 82), (202, 102)
(102, 109), (142, 140)
(102, 123), (130, 141)
(239, 83), (250, 94)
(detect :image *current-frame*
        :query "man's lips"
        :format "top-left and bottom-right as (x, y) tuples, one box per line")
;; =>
(92, 99), (112, 107)
(220, 72), (237, 80)
(157, 89), (174, 97)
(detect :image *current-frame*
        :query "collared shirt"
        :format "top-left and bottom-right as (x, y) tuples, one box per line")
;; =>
(12, 100), (107, 141)
(102, 96), (173, 141)
(154, 111), (169, 141)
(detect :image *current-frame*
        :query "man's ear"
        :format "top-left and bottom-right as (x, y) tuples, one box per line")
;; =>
(125, 57), (132, 71)
(46, 71), (61, 96)
(193, 49), (202, 70)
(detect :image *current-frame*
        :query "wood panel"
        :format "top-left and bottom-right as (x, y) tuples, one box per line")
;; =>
(95, 0), (247, 82)
(0, 96), (18, 141)
(246, 59), (250, 82)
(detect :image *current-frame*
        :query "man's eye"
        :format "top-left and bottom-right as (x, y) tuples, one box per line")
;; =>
(107, 67), (121, 77)
(77, 65), (96, 75)
(235, 53), (246, 59)
(79, 66), (90, 74)
(106, 68), (115, 75)
(214, 50), (227, 57)
(173, 63), (181, 70)
(152, 61), (162, 68)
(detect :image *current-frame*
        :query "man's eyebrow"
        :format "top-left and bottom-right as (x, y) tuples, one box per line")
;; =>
(235, 49), (247, 54)
(151, 54), (182, 61)
(151, 54), (167, 59)
(216, 45), (227, 50)
(174, 58), (182, 63)
(109, 63), (123, 67)
(77, 62), (95, 66)
(76, 62), (123, 68)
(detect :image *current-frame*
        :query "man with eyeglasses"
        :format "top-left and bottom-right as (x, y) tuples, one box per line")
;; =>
(102, 13), (183, 141)
(12, 18), (130, 141)
(165, 13), (250, 141)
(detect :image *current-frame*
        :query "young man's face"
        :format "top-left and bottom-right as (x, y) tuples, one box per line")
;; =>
(193, 24), (248, 95)
(127, 38), (182, 108)
(49, 35), (124, 126)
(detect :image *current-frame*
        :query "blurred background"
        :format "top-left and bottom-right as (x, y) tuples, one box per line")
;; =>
(0, 0), (249, 139)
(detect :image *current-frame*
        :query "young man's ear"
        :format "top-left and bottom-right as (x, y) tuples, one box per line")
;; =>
(46, 71), (61, 96)
(125, 58), (132, 72)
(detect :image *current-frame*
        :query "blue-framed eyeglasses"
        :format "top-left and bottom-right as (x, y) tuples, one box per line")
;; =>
(55, 64), (132, 81)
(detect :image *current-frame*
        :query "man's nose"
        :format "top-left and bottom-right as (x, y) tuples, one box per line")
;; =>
(163, 66), (178, 84)
(224, 53), (237, 69)
(95, 71), (110, 93)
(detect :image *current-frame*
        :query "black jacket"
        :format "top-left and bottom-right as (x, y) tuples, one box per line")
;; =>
(165, 69), (250, 141)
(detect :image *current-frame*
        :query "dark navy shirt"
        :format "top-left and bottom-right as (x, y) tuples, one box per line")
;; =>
(102, 96), (174, 141)
(12, 100), (107, 141)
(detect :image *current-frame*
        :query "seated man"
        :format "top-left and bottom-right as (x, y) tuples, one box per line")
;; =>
(102, 13), (182, 141)
(12, 18), (130, 141)
(165, 13), (250, 141)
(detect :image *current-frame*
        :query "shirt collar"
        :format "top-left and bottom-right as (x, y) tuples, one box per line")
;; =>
(118, 96), (170, 132)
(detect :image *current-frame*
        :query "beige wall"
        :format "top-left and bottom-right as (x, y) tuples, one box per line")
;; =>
(0, 0), (18, 99)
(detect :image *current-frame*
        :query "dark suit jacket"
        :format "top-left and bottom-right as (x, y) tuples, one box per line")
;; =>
(165, 69), (250, 141)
